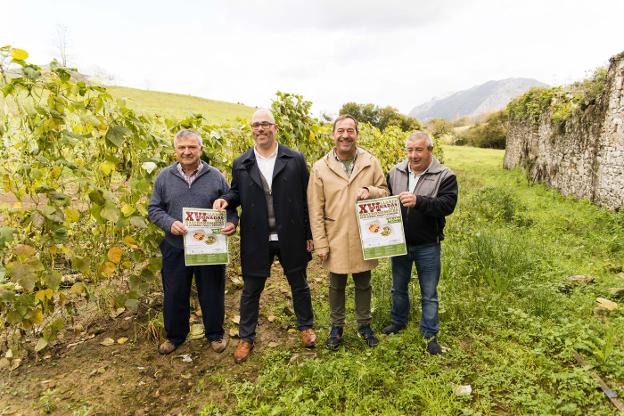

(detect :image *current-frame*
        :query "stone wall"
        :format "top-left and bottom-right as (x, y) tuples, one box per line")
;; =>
(504, 52), (624, 210)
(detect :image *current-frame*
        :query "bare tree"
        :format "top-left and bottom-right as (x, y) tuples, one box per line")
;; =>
(55, 25), (70, 66)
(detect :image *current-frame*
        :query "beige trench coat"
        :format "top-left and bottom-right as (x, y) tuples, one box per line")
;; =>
(307, 148), (389, 274)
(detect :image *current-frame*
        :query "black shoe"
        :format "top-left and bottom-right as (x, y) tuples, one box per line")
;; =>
(381, 323), (405, 335)
(426, 337), (442, 355)
(358, 325), (379, 347)
(325, 326), (343, 351)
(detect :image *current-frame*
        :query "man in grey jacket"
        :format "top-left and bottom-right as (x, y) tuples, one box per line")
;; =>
(148, 129), (238, 355)
(382, 131), (458, 355)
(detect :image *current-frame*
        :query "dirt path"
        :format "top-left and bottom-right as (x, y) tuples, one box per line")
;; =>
(0, 262), (327, 415)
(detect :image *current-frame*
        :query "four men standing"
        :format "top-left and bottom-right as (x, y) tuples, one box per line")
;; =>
(149, 113), (457, 361)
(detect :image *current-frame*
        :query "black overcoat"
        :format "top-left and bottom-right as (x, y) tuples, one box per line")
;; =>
(223, 144), (312, 277)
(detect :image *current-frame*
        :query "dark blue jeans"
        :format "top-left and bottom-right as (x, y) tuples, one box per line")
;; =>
(239, 241), (314, 343)
(390, 243), (441, 338)
(160, 240), (225, 345)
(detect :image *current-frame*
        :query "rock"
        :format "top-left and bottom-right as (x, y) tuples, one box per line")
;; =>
(608, 287), (624, 298)
(567, 275), (595, 284)
(454, 384), (472, 396)
(596, 297), (618, 311)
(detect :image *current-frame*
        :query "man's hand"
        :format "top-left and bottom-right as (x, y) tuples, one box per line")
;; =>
(213, 198), (228, 210)
(221, 222), (237, 236)
(398, 192), (417, 208)
(170, 220), (187, 235)
(317, 248), (329, 263)
(306, 240), (314, 252)
(355, 187), (370, 200)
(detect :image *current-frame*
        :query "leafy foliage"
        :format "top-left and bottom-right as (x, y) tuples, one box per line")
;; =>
(339, 102), (421, 132)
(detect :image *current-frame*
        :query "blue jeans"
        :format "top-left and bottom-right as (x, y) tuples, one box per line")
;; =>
(390, 243), (441, 338)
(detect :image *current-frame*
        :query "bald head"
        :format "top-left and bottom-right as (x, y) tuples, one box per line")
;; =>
(252, 109), (275, 124)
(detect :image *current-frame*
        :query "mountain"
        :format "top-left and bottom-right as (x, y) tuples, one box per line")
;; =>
(409, 78), (548, 121)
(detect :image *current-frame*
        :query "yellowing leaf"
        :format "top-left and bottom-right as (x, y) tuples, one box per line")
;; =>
(31, 308), (44, 325)
(120, 204), (136, 217)
(101, 261), (116, 277)
(107, 247), (123, 264)
(64, 208), (80, 223)
(35, 338), (48, 352)
(99, 160), (116, 176)
(123, 235), (138, 248)
(13, 244), (36, 257)
(117, 337), (128, 344)
(35, 289), (54, 302)
(10, 48), (29, 61)
(100, 337), (115, 346)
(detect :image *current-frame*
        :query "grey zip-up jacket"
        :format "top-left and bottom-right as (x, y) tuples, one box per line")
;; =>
(386, 157), (458, 245)
(148, 161), (238, 249)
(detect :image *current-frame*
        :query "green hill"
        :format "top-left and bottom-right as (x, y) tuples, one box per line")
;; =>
(107, 86), (255, 125)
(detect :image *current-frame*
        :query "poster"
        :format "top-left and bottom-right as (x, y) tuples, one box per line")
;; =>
(182, 208), (228, 266)
(356, 196), (407, 260)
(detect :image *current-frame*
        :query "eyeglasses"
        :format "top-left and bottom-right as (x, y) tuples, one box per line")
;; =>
(251, 121), (275, 130)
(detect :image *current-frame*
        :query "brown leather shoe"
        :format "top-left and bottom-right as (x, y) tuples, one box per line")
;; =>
(300, 328), (317, 348)
(210, 337), (228, 353)
(158, 340), (177, 355)
(233, 340), (253, 363)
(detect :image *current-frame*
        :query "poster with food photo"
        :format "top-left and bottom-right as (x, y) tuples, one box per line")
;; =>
(355, 196), (407, 260)
(182, 208), (228, 266)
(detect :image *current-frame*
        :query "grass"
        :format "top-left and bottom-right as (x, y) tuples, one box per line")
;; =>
(107, 86), (255, 125)
(198, 145), (624, 415)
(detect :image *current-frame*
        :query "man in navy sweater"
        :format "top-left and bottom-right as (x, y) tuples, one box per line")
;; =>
(148, 129), (238, 355)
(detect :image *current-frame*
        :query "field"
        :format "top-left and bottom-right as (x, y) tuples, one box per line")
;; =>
(1, 144), (623, 415)
(107, 86), (255, 124)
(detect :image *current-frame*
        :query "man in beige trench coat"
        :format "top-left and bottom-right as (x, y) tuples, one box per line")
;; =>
(307, 114), (389, 350)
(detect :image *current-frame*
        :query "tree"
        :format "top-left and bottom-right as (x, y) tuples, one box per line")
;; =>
(338, 102), (420, 132)
(54, 25), (70, 66)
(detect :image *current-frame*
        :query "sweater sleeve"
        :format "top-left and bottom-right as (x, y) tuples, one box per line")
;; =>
(222, 159), (241, 209)
(414, 173), (458, 217)
(148, 173), (177, 233)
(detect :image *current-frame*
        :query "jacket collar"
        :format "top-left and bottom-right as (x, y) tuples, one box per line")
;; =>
(323, 147), (372, 182)
(396, 156), (443, 175)
(238, 143), (295, 189)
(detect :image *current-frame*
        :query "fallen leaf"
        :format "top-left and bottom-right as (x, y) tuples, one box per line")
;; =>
(117, 337), (128, 344)
(229, 328), (239, 338)
(110, 307), (125, 318)
(267, 341), (279, 348)
(189, 324), (204, 340)
(181, 373), (192, 379)
(268, 315), (277, 322)
(287, 328), (297, 335)
(0, 358), (9, 370)
(10, 358), (21, 371)
(231, 315), (240, 325)
(100, 337), (115, 346)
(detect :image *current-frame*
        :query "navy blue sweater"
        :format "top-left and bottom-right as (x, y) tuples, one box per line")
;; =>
(148, 161), (238, 249)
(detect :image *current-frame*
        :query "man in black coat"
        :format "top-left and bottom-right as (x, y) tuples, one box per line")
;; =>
(214, 109), (316, 363)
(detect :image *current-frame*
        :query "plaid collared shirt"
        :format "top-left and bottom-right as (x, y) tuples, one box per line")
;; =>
(333, 148), (358, 178)
(176, 162), (204, 187)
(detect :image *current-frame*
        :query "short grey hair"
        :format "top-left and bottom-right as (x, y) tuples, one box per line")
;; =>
(406, 131), (433, 149)
(252, 108), (276, 124)
(173, 129), (203, 147)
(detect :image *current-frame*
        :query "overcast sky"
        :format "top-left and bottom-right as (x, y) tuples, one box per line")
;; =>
(4, 0), (623, 115)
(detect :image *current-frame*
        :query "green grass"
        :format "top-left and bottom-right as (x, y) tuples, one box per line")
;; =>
(193, 145), (624, 415)
(107, 86), (255, 125)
